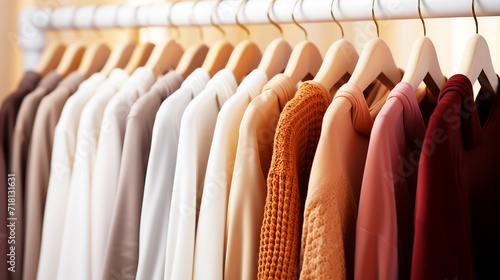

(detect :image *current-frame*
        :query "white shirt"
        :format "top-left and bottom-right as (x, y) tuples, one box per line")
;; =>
(193, 69), (268, 280)
(36, 73), (106, 280)
(164, 69), (237, 280)
(90, 67), (155, 280)
(55, 69), (128, 280)
(136, 68), (209, 280)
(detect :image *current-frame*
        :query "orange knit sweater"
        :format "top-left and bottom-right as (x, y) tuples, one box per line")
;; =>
(257, 81), (331, 279)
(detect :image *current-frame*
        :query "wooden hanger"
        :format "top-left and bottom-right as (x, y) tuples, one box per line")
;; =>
(402, 1), (446, 99)
(348, 1), (401, 91)
(201, 0), (234, 77)
(225, 40), (262, 84)
(55, 42), (86, 77)
(176, 43), (209, 79)
(257, 0), (292, 79)
(34, 8), (67, 76)
(100, 41), (136, 77)
(314, 39), (358, 92)
(314, 1), (358, 92)
(123, 42), (155, 75)
(98, 6), (137, 77)
(144, 39), (183, 77)
(120, 5), (155, 75)
(76, 41), (111, 78)
(35, 41), (66, 76)
(175, 3), (209, 79)
(72, 6), (111, 78)
(224, 0), (262, 83)
(54, 6), (90, 77)
(283, 0), (322, 85)
(201, 40), (233, 78)
(144, 1), (185, 77)
(283, 41), (322, 85)
(258, 39), (292, 80)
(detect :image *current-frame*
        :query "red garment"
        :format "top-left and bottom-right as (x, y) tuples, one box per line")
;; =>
(412, 74), (500, 280)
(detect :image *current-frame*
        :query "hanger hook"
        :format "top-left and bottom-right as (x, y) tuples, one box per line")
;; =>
(210, 0), (226, 38)
(472, 0), (478, 34)
(418, 0), (426, 36)
(191, 0), (204, 42)
(167, 0), (180, 40)
(330, 0), (344, 38)
(292, 0), (308, 40)
(236, 0), (251, 40)
(267, 0), (283, 36)
(372, 0), (379, 37)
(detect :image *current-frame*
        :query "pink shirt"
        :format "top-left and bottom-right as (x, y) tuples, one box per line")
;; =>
(355, 82), (433, 280)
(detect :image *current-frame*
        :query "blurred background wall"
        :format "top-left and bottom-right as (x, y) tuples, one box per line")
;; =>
(2, 0), (500, 99)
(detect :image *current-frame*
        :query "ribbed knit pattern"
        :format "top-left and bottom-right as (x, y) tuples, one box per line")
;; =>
(258, 81), (331, 279)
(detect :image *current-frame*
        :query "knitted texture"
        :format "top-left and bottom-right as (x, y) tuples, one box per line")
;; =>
(257, 81), (331, 279)
(300, 172), (353, 280)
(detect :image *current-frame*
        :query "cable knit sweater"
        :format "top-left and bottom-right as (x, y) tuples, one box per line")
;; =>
(258, 81), (332, 279)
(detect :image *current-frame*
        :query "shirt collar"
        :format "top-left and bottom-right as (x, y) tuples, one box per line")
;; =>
(96, 68), (129, 92)
(439, 74), (483, 149)
(17, 71), (41, 92)
(108, 68), (129, 84)
(302, 80), (333, 103)
(150, 70), (184, 100)
(79, 73), (106, 90)
(124, 67), (156, 90)
(263, 74), (295, 110)
(182, 68), (210, 98)
(334, 83), (373, 136)
(38, 71), (63, 91)
(59, 71), (86, 93)
(209, 69), (238, 107)
(387, 82), (427, 150)
(238, 69), (269, 100)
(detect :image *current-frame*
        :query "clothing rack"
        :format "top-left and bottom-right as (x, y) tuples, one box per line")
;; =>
(17, 0), (500, 70)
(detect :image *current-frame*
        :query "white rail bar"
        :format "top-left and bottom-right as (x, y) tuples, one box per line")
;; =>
(17, 0), (500, 70)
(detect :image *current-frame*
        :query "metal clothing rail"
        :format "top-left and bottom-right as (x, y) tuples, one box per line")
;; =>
(17, 0), (500, 70)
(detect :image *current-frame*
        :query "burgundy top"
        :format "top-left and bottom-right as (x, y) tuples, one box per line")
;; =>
(0, 71), (40, 280)
(412, 74), (500, 280)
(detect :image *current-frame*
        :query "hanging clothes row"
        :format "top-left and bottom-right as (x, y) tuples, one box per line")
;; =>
(1, 0), (499, 280)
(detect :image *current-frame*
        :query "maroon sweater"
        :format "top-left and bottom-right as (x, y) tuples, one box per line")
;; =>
(412, 74), (500, 280)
